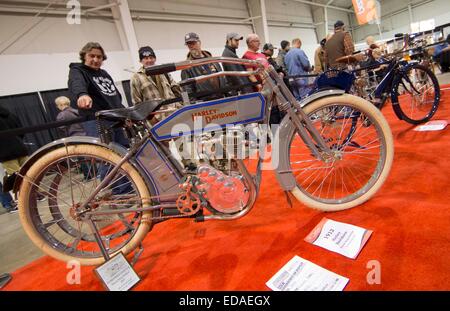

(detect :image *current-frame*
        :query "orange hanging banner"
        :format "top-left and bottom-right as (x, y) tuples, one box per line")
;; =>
(352, 0), (380, 25)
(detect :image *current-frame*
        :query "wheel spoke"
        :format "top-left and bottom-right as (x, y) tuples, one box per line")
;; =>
(21, 148), (146, 260)
(290, 102), (387, 203)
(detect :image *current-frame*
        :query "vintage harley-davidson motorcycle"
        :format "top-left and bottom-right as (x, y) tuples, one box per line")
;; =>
(11, 57), (393, 265)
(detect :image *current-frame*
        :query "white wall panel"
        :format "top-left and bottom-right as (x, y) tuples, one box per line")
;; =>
(0, 15), (122, 55)
(129, 0), (249, 18)
(0, 51), (133, 96)
(269, 26), (317, 63)
(133, 20), (252, 51)
(264, 0), (313, 24)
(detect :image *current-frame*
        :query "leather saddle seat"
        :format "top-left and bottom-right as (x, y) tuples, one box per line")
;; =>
(95, 99), (164, 122)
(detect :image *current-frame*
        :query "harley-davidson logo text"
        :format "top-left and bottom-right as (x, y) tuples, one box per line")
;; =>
(191, 109), (238, 123)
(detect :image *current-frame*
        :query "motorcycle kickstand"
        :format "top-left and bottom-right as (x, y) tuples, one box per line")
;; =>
(130, 243), (144, 267)
(86, 218), (111, 262)
(284, 190), (293, 208)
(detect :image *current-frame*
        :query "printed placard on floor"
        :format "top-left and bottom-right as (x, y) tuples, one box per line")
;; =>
(304, 218), (372, 259)
(266, 255), (349, 291)
(94, 252), (140, 291)
(414, 120), (448, 131)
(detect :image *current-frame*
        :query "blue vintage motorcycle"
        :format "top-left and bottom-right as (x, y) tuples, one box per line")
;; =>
(14, 57), (393, 265)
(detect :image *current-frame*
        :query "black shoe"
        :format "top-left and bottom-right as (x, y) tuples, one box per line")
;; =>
(7, 206), (18, 214)
(0, 273), (12, 288)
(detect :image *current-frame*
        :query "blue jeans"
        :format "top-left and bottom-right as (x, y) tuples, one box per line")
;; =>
(82, 120), (132, 195)
(0, 182), (13, 209)
(291, 78), (311, 101)
(82, 120), (129, 147)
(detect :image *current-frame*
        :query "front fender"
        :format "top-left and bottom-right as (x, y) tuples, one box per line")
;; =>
(12, 136), (128, 193)
(273, 89), (345, 191)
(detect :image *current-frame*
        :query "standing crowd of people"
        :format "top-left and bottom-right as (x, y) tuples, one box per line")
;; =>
(1, 19), (360, 213)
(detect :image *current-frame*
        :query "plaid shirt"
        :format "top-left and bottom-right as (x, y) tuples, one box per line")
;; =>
(324, 30), (355, 69)
(130, 67), (182, 120)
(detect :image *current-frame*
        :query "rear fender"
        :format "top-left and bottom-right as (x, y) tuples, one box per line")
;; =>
(12, 136), (147, 194)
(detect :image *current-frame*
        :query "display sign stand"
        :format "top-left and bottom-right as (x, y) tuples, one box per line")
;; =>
(87, 217), (144, 291)
(86, 217), (145, 266)
(130, 243), (144, 267)
(94, 252), (141, 291)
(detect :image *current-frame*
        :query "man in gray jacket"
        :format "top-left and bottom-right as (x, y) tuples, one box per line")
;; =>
(55, 96), (86, 137)
(275, 40), (290, 73)
(181, 32), (227, 101)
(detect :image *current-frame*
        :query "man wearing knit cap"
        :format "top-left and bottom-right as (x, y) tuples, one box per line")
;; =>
(131, 45), (182, 121)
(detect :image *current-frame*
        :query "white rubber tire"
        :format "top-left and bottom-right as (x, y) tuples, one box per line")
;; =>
(18, 144), (153, 266)
(289, 94), (394, 212)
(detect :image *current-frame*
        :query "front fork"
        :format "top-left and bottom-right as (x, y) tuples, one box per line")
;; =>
(264, 70), (333, 161)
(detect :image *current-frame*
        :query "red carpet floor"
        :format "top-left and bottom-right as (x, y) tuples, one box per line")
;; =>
(3, 86), (450, 291)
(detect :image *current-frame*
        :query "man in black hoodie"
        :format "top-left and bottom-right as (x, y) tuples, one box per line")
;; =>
(0, 106), (29, 176)
(222, 32), (253, 94)
(68, 42), (127, 145)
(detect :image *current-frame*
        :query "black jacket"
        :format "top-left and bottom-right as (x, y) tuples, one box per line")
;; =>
(0, 106), (28, 162)
(180, 50), (227, 101)
(68, 63), (124, 117)
(222, 45), (253, 93)
(266, 55), (286, 75)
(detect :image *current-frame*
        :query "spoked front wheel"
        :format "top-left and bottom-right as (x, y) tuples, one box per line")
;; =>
(391, 63), (440, 124)
(18, 144), (154, 265)
(284, 94), (394, 211)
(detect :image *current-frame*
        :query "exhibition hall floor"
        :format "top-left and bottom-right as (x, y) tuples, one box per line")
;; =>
(2, 83), (449, 291)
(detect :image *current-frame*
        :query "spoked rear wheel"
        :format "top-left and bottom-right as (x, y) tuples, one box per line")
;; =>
(18, 144), (154, 265)
(392, 63), (440, 124)
(286, 94), (394, 211)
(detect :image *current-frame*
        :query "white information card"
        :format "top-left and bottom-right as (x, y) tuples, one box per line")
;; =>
(414, 120), (448, 132)
(94, 252), (140, 291)
(266, 255), (349, 291)
(304, 218), (372, 259)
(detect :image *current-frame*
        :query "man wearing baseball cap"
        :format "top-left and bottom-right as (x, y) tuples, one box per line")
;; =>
(324, 20), (355, 68)
(222, 32), (253, 94)
(130, 45), (182, 121)
(181, 32), (227, 101)
(262, 43), (285, 75)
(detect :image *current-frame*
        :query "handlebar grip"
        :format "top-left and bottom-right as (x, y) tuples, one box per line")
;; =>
(145, 63), (177, 76)
(352, 50), (362, 55)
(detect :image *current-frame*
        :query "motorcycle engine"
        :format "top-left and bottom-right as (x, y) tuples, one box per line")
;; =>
(196, 163), (249, 214)
(174, 125), (257, 214)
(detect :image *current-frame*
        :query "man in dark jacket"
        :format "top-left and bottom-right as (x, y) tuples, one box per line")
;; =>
(324, 20), (355, 69)
(0, 107), (45, 202)
(181, 33), (227, 101)
(262, 43), (285, 125)
(0, 106), (29, 176)
(276, 40), (290, 73)
(68, 42), (127, 145)
(262, 43), (285, 76)
(222, 32), (253, 94)
(68, 42), (130, 194)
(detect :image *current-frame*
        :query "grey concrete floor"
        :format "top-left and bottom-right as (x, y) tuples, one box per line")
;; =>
(1, 70), (450, 278)
(436, 71), (450, 85)
(0, 209), (42, 275)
